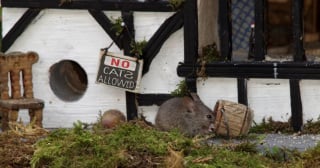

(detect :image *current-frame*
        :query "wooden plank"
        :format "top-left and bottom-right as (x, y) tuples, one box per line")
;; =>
(2, 0), (173, 12)
(2, 9), (41, 52)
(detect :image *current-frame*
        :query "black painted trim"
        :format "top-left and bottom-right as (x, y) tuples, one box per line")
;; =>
(137, 94), (173, 106)
(290, 0), (305, 132)
(290, 79), (303, 131)
(2, 8), (41, 52)
(254, 0), (266, 61)
(142, 11), (183, 75)
(237, 78), (248, 105)
(183, 0), (198, 92)
(177, 62), (320, 79)
(2, 0), (173, 12)
(292, 0), (305, 62)
(88, 10), (122, 49)
(122, 11), (134, 56)
(121, 11), (138, 121)
(218, 0), (232, 60)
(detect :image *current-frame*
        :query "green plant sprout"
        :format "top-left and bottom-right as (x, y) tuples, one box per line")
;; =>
(168, 0), (185, 10)
(111, 17), (124, 37)
(171, 80), (189, 97)
(197, 42), (224, 78)
(130, 39), (147, 58)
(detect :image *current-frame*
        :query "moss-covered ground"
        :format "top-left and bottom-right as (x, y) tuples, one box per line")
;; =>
(1, 117), (320, 167)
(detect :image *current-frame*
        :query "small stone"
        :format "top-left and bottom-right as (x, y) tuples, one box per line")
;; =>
(101, 109), (126, 129)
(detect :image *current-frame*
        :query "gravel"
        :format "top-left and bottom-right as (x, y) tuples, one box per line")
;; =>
(258, 133), (320, 152)
(208, 133), (320, 152)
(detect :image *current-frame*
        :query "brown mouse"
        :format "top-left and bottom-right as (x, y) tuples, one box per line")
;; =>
(155, 93), (215, 137)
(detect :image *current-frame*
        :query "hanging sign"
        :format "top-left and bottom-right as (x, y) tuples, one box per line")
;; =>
(96, 50), (143, 93)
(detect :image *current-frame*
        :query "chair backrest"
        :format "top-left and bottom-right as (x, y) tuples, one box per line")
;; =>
(0, 51), (39, 100)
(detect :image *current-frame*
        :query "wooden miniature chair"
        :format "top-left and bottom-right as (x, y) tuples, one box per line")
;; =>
(0, 51), (44, 130)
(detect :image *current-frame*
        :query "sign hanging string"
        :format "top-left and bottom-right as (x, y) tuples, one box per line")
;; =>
(103, 20), (138, 58)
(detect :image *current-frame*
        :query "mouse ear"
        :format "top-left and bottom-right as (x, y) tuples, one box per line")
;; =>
(183, 96), (196, 113)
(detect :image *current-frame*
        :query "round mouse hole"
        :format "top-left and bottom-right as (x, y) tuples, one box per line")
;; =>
(49, 60), (88, 101)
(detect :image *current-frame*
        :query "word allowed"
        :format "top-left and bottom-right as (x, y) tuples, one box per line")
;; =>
(96, 52), (143, 93)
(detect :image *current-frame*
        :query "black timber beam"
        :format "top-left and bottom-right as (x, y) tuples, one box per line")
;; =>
(88, 10), (122, 49)
(142, 11), (183, 75)
(290, 79), (303, 131)
(292, 0), (306, 62)
(218, 0), (232, 61)
(290, 0), (305, 132)
(2, 0), (173, 12)
(177, 62), (320, 79)
(183, 0), (198, 92)
(121, 11), (138, 121)
(254, 0), (266, 61)
(137, 94), (173, 106)
(237, 79), (248, 105)
(2, 8), (41, 52)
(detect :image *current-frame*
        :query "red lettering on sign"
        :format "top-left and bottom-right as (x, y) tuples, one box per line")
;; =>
(122, 60), (130, 68)
(111, 58), (120, 66)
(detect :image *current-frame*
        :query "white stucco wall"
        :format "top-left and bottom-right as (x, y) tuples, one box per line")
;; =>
(3, 9), (126, 128)
(2, 8), (320, 128)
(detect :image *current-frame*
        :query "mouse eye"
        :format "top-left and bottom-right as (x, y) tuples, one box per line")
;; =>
(206, 115), (212, 119)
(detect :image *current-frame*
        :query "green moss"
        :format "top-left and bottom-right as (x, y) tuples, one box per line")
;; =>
(197, 43), (224, 77)
(263, 146), (301, 163)
(302, 118), (320, 134)
(31, 118), (320, 167)
(184, 145), (280, 168)
(130, 39), (147, 58)
(249, 117), (294, 134)
(201, 43), (224, 63)
(171, 80), (189, 97)
(111, 17), (124, 37)
(298, 142), (320, 167)
(250, 116), (320, 134)
(31, 121), (192, 168)
(168, 0), (185, 10)
(233, 141), (258, 154)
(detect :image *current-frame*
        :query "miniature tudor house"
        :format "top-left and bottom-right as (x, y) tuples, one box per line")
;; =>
(2, 0), (320, 131)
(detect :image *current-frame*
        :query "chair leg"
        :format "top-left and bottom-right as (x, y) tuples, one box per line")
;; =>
(29, 109), (43, 128)
(1, 110), (9, 131)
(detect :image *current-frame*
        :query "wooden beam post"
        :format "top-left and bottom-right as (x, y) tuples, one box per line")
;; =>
(290, 0), (305, 132)
(121, 11), (138, 120)
(183, 0), (198, 92)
